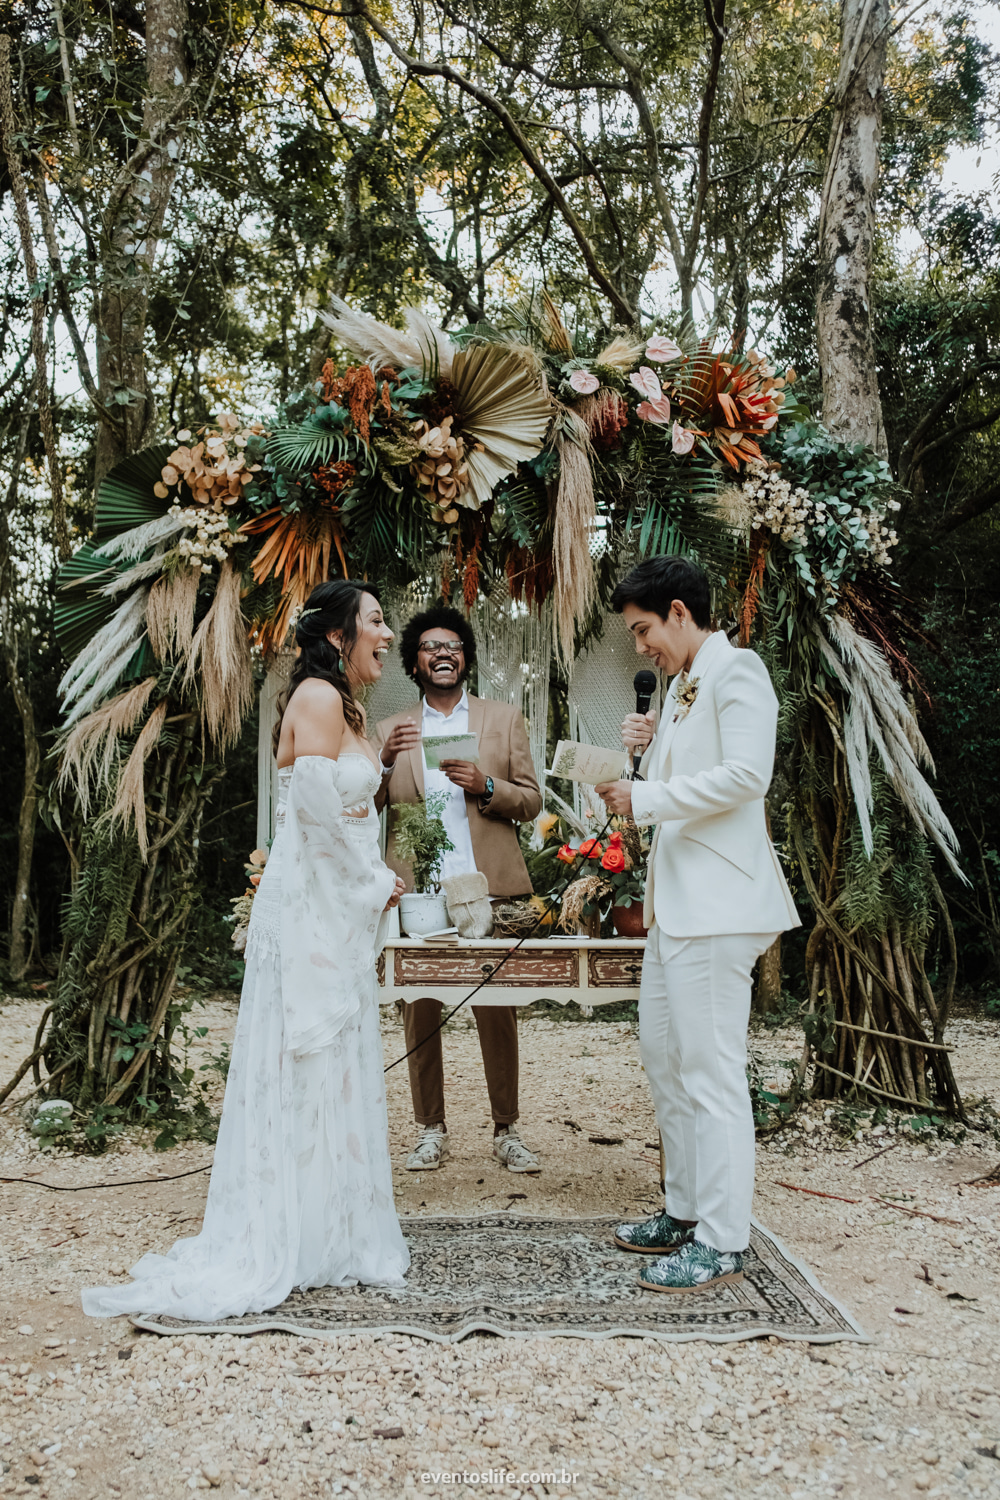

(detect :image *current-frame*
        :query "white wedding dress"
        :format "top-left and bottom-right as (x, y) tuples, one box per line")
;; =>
(82, 753), (409, 1322)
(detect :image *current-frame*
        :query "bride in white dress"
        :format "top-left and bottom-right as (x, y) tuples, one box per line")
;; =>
(83, 581), (409, 1321)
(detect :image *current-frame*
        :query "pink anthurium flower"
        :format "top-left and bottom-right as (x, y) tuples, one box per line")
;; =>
(671, 422), (696, 454)
(645, 335), (682, 363)
(636, 395), (672, 425)
(629, 366), (662, 401)
(568, 369), (599, 395)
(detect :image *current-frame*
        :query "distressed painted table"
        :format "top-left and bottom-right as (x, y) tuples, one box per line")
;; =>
(376, 934), (646, 1013)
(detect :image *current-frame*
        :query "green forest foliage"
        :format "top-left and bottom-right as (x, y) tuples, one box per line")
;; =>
(1, 0), (999, 992)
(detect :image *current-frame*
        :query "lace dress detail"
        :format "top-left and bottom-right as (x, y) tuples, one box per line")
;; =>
(82, 754), (408, 1322)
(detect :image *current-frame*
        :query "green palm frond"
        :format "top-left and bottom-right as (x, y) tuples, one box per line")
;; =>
(54, 444), (174, 671)
(264, 401), (381, 480)
(92, 444), (174, 543)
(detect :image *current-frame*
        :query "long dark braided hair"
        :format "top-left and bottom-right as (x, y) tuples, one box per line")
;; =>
(272, 579), (381, 755)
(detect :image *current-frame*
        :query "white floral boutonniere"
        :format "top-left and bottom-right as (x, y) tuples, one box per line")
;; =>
(672, 674), (700, 723)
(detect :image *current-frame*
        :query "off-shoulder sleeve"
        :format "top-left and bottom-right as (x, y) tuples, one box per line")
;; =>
(278, 756), (396, 1056)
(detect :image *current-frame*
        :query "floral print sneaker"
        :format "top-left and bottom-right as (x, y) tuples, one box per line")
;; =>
(638, 1239), (744, 1294)
(613, 1210), (695, 1255)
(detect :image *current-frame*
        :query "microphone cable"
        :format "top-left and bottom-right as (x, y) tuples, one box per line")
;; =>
(382, 806), (621, 1075)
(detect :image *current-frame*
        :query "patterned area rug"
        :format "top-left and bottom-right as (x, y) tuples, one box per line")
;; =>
(130, 1215), (866, 1345)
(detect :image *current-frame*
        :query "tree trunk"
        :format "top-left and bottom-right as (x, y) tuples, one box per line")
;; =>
(0, 420), (40, 981)
(753, 936), (783, 1016)
(93, 0), (190, 491)
(816, 0), (888, 455)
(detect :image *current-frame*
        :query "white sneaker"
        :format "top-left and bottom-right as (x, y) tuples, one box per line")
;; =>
(493, 1128), (540, 1173)
(405, 1125), (449, 1171)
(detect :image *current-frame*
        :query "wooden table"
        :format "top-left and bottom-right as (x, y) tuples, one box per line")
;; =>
(377, 934), (646, 1014)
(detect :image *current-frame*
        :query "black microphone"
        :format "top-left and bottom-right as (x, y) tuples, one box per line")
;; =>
(632, 669), (658, 779)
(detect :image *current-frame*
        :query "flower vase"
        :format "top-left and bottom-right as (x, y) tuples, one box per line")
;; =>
(612, 904), (648, 938)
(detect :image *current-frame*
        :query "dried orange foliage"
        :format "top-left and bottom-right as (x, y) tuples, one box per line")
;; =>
(313, 460), (357, 506)
(740, 529), (770, 645)
(319, 361), (378, 442)
(155, 413), (264, 507)
(240, 508), (349, 654)
(677, 349), (787, 471)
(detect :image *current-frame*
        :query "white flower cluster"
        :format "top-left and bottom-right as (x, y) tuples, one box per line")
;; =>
(856, 503), (900, 568)
(743, 462), (818, 545)
(169, 504), (238, 572)
(743, 461), (900, 565)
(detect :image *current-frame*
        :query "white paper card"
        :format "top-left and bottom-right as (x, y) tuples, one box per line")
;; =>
(549, 740), (629, 785)
(422, 732), (480, 769)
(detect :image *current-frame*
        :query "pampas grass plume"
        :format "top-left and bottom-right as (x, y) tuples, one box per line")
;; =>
(110, 699), (169, 859)
(183, 559), (254, 749)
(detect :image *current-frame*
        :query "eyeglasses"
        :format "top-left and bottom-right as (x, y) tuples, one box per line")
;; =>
(418, 640), (464, 656)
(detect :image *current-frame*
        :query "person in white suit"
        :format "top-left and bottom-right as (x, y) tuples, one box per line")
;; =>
(596, 556), (800, 1294)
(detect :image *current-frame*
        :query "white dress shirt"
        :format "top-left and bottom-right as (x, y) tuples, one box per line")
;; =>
(422, 691), (478, 880)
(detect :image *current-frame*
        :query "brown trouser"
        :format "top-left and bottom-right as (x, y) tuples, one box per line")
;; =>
(403, 997), (519, 1126)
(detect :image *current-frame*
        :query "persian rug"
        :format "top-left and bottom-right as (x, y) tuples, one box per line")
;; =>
(130, 1215), (867, 1345)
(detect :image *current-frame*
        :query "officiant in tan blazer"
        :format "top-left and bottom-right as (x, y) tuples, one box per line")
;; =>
(373, 605), (542, 1176)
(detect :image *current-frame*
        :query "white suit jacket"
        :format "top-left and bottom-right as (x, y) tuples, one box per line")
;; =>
(630, 630), (800, 938)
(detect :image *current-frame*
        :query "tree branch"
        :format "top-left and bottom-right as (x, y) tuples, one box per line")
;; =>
(318, 2), (637, 323)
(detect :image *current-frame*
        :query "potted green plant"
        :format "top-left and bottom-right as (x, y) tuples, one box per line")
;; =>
(392, 791), (456, 936)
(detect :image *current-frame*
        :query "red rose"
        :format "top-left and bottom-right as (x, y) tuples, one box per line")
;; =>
(579, 838), (604, 859)
(600, 848), (626, 873)
(607, 831), (623, 847)
(556, 844), (578, 864)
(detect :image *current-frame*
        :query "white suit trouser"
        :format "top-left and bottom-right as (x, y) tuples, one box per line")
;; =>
(639, 925), (779, 1252)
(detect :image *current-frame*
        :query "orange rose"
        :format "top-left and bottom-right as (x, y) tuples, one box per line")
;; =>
(600, 847), (626, 873)
(556, 844), (578, 864)
(579, 838), (604, 859)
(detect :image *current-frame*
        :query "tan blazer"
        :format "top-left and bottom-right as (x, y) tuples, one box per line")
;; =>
(373, 695), (542, 897)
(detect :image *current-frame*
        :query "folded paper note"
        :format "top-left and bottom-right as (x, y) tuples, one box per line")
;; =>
(422, 732), (480, 769)
(549, 740), (629, 785)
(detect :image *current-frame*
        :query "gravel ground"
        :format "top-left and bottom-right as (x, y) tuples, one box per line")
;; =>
(1, 992), (999, 1500)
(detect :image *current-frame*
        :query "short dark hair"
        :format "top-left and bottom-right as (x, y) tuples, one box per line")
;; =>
(399, 605), (477, 682)
(610, 556), (712, 629)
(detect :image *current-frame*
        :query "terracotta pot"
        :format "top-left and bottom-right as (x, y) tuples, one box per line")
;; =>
(612, 904), (648, 938)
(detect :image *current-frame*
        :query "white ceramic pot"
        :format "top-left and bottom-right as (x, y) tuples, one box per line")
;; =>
(398, 891), (450, 937)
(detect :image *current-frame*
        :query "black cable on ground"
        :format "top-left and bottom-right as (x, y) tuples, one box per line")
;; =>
(0, 1164), (212, 1191)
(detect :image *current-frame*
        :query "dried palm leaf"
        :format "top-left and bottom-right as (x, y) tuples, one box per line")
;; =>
(449, 344), (554, 509)
(551, 410), (597, 668)
(540, 290), (574, 355)
(240, 506), (349, 655)
(146, 567), (201, 662)
(183, 560), (254, 749)
(57, 676), (159, 815)
(109, 698), (169, 860)
(818, 614), (964, 879)
(59, 588), (150, 725)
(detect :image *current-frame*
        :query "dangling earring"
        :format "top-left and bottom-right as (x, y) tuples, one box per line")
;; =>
(338, 655), (345, 675)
